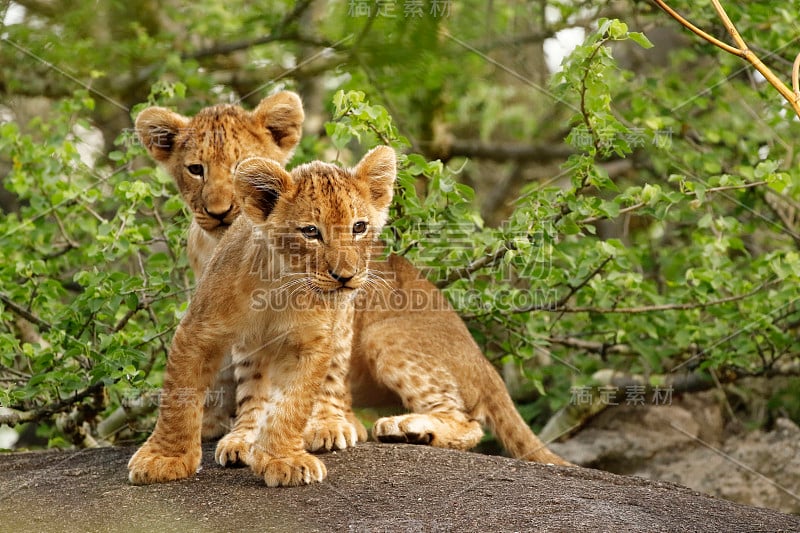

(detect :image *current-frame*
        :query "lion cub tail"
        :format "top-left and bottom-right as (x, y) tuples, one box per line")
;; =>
(481, 370), (573, 466)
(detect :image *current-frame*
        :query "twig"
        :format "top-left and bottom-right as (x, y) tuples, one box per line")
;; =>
(520, 279), (777, 315)
(52, 211), (80, 250)
(579, 43), (605, 155)
(0, 365), (31, 379)
(653, 0), (800, 118)
(184, 0), (319, 60)
(581, 201), (646, 225)
(554, 256), (614, 311)
(435, 240), (516, 288)
(794, 52), (800, 100)
(112, 306), (140, 333)
(96, 402), (157, 441)
(547, 336), (635, 356)
(705, 180), (767, 193)
(709, 0), (746, 50)
(430, 138), (574, 163)
(152, 208), (178, 264)
(461, 256), (613, 319)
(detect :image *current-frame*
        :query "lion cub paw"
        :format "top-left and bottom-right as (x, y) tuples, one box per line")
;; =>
(249, 447), (327, 487)
(373, 414), (437, 445)
(128, 443), (201, 485)
(304, 414), (366, 452)
(214, 433), (250, 467)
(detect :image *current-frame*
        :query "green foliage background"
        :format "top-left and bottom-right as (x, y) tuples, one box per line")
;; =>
(1, 1), (799, 448)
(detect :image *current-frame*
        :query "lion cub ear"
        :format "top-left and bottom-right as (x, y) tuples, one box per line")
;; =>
(354, 146), (396, 213)
(254, 91), (305, 162)
(235, 157), (293, 223)
(135, 107), (190, 162)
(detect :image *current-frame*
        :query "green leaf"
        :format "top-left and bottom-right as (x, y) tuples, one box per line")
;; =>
(609, 20), (628, 39)
(628, 32), (654, 49)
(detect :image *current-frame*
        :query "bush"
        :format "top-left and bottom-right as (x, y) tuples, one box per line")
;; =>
(1, 18), (799, 449)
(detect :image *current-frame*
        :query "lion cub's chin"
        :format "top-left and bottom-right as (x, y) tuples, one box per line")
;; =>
(200, 220), (232, 234)
(313, 285), (360, 304)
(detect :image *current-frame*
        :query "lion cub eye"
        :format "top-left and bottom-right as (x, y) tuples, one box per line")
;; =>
(352, 221), (368, 235)
(300, 225), (321, 240)
(186, 164), (204, 178)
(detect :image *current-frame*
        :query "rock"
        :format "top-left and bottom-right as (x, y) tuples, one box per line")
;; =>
(637, 418), (800, 514)
(548, 388), (800, 515)
(549, 404), (702, 471)
(1, 442), (798, 532)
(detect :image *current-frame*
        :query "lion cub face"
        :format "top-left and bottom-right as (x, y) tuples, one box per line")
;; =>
(234, 146), (396, 297)
(135, 92), (304, 235)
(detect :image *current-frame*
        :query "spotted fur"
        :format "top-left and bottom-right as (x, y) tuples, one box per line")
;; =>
(136, 96), (569, 466)
(135, 92), (309, 441)
(128, 147), (397, 486)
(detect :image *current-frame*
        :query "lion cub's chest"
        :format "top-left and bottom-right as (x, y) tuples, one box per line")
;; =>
(188, 221), (222, 278)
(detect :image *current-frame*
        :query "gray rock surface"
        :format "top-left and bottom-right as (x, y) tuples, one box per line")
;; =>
(550, 394), (800, 514)
(1, 442), (798, 532)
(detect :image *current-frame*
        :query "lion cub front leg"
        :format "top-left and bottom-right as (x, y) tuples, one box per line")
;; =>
(215, 348), (272, 467)
(128, 323), (225, 484)
(304, 306), (367, 451)
(248, 339), (332, 487)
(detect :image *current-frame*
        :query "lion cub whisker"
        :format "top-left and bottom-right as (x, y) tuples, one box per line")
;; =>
(128, 146), (397, 486)
(133, 93), (571, 469)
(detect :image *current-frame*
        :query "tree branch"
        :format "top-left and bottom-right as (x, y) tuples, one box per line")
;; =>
(0, 382), (105, 426)
(184, 0), (322, 60)
(705, 180), (767, 193)
(547, 336), (635, 356)
(581, 202), (646, 225)
(762, 189), (800, 248)
(432, 138), (574, 163)
(553, 256), (614, 310)
(434, 240), (516, 288)
(510, 278), (779, 316)
(653, 0), (800, 118)
(0, 293), (52, 332)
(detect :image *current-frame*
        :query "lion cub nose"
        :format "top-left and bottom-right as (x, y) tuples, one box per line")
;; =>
(205, 205), (233, 221)
(328, 270), (353, 285)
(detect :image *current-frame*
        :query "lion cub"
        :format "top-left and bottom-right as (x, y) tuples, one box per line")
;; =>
(128, 146), (396, 486)
(136, 95), (570, 466)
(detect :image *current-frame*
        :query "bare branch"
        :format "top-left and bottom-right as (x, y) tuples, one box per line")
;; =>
(653, 0), (800, 118)
(651, 0), (742, 56)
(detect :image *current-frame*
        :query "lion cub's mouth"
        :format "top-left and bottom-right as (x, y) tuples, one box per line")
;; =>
(311, 282), (361, 300)
(197, 217), (234, 234)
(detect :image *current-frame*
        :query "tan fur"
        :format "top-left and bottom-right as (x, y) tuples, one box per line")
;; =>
(351, 254), (569, 464)
(135, 92), (308, 440)
(136, 96), (570, 466)
(128, 147), (397, 486)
